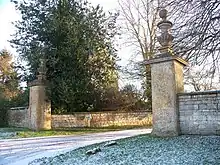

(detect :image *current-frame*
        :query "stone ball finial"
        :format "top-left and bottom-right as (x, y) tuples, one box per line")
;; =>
(159, 9), (168, 20)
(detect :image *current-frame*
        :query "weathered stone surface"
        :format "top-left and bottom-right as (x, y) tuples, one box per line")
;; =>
(8, 107), (28, 128)
(8, 110), (152, 129)
(148, 56), (187, 137)
(178, 91), (220, 135)
(52, 111), (152, 128)
(28, 85), (51, 131)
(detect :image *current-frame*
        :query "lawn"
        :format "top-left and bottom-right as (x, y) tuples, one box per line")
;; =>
(30, 134), (220, 165)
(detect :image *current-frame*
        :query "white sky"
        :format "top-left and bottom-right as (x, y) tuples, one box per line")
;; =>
(0, 0), (20, 54)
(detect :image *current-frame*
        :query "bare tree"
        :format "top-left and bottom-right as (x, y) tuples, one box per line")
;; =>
(119, 0), (220, 92)
(118, 0), (160, 61)
(167, 0), (220, 71)
(184, 66), (220, 91)
(118, 0), (161, 108)
(166, 0), (220, 91)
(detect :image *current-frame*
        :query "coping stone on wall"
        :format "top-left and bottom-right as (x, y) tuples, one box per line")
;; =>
(178, 90), (220, 96)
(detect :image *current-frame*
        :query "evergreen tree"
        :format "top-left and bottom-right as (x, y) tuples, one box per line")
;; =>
(11, 0), (119, 112)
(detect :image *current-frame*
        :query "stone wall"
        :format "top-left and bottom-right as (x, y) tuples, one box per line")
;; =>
(178, 91), (220, 135)
(8, 107), (28, 128)
(52, 111), (152, 128)
(8, 109), (152, 128)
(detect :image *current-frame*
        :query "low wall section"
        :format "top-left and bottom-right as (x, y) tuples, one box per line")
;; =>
(52, 111), (152, 128)
(8, 109), (152, 128)
(178, 91), (220, 135)
(8, 107), (28, 128)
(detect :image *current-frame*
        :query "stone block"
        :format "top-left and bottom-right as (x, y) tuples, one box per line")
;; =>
(190, 126), (200, 134)
(178, 95), (191, 99)
(197, 94), (217, 98)
(180, 127), (190, 134)
(180, 104), (198, 111)
(178, 101), (186, 106)
(206, 114), (216, 121)
(198, 103), (208, 110)
(191, 100), (202, 105)
(198, 124), (207, 130)
(179, 110), (185, 116)
(179, 115), (187, 122)
(191, 95), (198, 99)
(216, 129), (220, 135)
(184, 111), (194, 117)
(209, 103), (218, 110)
(198, 115), (207, 121)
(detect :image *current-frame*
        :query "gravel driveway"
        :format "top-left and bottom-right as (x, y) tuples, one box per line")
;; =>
(31, 134), (220, 165)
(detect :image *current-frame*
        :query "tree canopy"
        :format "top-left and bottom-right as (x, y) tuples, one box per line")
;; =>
(11, 0), (119, 112)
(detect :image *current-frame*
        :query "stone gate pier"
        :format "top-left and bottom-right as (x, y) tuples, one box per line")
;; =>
(145, 9), (188, 137)
(27, 59), (51, 131)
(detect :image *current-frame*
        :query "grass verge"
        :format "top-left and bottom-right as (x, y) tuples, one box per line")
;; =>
(0, 126), (149, 139)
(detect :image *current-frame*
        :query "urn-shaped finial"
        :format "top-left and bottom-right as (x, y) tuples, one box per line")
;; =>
(157, 9), (174, 54)
(37, 58), (47, 80)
